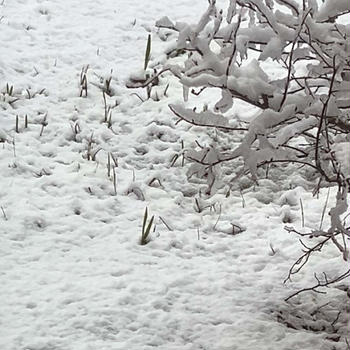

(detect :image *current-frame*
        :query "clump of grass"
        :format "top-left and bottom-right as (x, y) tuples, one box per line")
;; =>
(86, 133), (101, 161)
(39, 113), (48, 137)
(79, 65), (89, 97)
(140, 207), (154, 245)
(25, 88), (46, 99)
(107, 152), (118, 195)
(127, 35), (169, 102)
(102, 91), (112, 124)
(14, 114), (29, 133)
(92, 71), (116, 97)
(1, 83), (19, 107)
(6, 83), (13, 96)
(103, 75), (113, 96)
(70, 121), (81, 142)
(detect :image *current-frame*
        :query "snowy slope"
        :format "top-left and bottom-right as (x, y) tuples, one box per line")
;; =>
(0, 1), (348, 350)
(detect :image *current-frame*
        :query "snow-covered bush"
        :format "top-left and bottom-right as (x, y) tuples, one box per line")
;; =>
(128, 0), (350, 288)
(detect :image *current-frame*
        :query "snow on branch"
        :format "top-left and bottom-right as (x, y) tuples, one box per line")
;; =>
(146, 0), (350, 292)
(169, 104), (247, 131)
(152, 0), (349, 188)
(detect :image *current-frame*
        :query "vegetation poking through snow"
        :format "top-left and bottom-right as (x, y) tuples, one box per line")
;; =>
(140, 207), (154, 245)
(128, 0), (350, 308)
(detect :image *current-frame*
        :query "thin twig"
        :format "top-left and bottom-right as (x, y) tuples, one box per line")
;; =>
(299, 198), (305, 228)
(285, 269), (350, 301)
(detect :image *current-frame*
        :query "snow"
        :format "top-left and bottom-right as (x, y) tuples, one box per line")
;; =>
(259, 36), (284, 61)
(332, 142), (350, 179)
(0, 1), (348, 350)
(317, 0), (350, 22)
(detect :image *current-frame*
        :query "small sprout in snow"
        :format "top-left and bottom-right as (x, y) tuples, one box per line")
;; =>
(1, 206), (8, 221)
(39, 113), (48, 137)
(79, 65), (89, 97)
(6, 83), (13, 96)
(126, 184), (145, 201)
(15, 115), (19, 133)
(144, 34), (152, 71)
(140, 207), (154, 245)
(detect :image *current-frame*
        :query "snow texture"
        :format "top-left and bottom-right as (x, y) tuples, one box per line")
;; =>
(0, 1), (348, 350)
(333, 142), (350, 179)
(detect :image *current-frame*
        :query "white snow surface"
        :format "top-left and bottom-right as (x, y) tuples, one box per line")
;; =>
(0, 1), (348, 350)
(333, 142), (350, 179)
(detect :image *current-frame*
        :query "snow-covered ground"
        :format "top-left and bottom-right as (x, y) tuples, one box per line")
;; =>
(0, 1), (348, 349)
